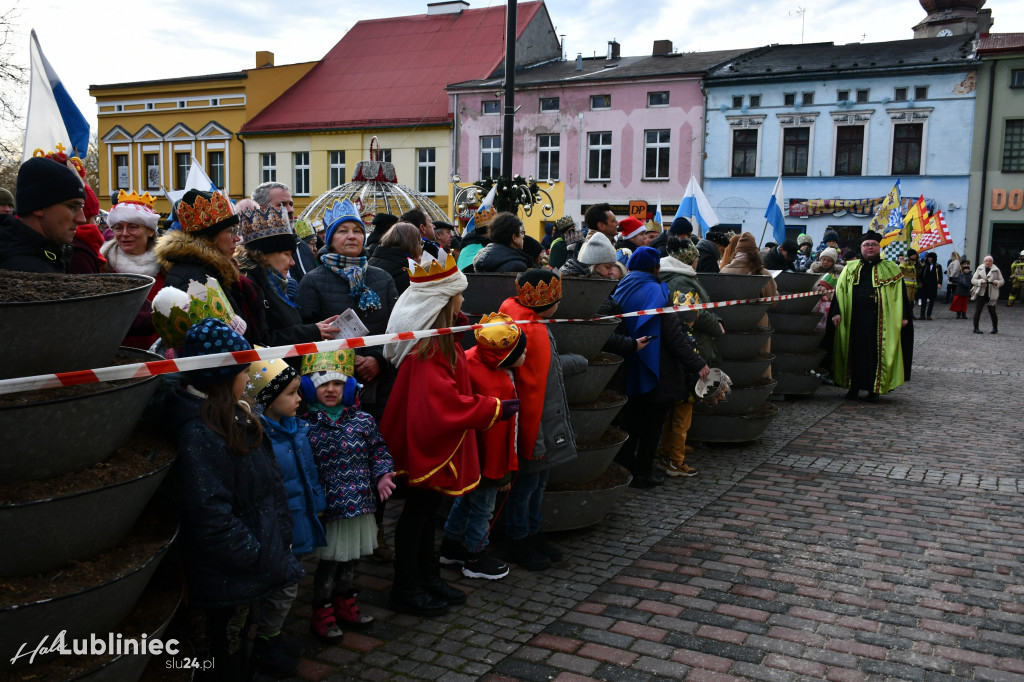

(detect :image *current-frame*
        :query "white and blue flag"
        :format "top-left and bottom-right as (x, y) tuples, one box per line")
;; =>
(764, 177), (787, 245)
(22, 30), (89, 162)
(675, 176), (719, 238)
(463, 183), (497, 235)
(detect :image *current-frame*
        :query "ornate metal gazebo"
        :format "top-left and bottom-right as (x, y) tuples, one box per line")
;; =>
(299, 138), (449, 232)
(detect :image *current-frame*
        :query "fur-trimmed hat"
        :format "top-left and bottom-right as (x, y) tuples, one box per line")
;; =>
(238, 205), (296, 254)
(617, 217), (645, 240)
(177, 189), (238, 238)
(578, 231), (617, 265)
(245, 358), (299, 407)
(181, 318), (252, 387)
(516, 269), (562, 311)
(107, 190), (159, 231)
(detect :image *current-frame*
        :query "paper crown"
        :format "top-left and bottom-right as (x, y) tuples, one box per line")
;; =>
(300, 349), (355, 379)
(407, 248), (459, 283)
(322, 198), (363, 233)
(516, 271), (562, 309)
(152, 277), (247, 349)
(645, 219), (662, 233)
(177, 190), (237, 234)
(108, 190), (160, 230)
(238, 205), (295, 253)
(673, 290), (701, 307)
(244, 357), (298, 407)
(475, 312), (521, 350)
(293, 217), (314, 240)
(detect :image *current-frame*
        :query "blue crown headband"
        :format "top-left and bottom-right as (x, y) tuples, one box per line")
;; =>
(323, 199), (364, 245)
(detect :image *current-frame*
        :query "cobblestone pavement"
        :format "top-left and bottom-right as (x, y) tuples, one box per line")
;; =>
(273, 304), (1024, 682)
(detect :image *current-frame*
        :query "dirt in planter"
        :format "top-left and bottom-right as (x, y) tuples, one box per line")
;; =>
(0, 272), (147, 303)
(0, 352), (155, 408)
(574, 389), (625, 410)
(577, 426), (627, 450)
(0, 431), (176, 505)
(548, 462), (630, 492)
(0, 510), (175, 608)
(588, 352), (622, 366)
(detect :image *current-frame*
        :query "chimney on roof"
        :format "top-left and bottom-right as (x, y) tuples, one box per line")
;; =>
(428, 0), (469, 14)
(653, 40), (672, 56)
(576, 53), (583, 71)
(606, 40), (620, 60)
(256, 51), (274, 68)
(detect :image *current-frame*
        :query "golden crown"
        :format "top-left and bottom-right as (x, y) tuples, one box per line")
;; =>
(407, 249), (459, 283)
(673, 290), (701, 308)
(116, 189), (157, 207)
(244, 357), (298, 406)
(516, 276), (562, 309)
(475, 312), (521, 350)
(177, 191), (235, 233)
(300, 349), (355, 378)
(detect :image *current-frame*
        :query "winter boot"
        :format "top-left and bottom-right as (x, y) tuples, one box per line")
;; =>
(333, 589), (373, 629)
(388, 585), (449, 617)
(310, 601), (344, 644)
(506, 536), (551, 571)
(251, 632), (299, 677)
(529, 533), (563, 563)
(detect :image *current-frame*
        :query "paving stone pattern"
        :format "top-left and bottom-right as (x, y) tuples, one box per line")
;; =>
(271, 306), (1024, 681)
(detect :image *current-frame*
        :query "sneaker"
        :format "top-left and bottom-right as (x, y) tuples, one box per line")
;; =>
(665, 463), (698, 478)
(310, 602), (344, 643)
(462, 552), (510, 580)
(333, 590), (373, 629)
(251, 633), (299, 678)
(439, 538), (470, 567)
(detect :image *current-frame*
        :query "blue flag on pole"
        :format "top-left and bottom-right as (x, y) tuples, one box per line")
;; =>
(29, 31), (89, 158)
(764, 177), (787, 245)
(675, 175), (719, 238)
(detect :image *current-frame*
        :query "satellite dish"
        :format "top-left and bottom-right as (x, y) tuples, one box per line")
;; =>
(717, 197), (751, 222)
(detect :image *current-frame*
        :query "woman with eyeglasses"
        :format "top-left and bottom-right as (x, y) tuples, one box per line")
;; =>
(100, 190), (166, 348)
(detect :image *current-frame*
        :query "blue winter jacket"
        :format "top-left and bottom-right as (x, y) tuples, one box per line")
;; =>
(260, 415), (328, 555)
(167, 388), (305, 608)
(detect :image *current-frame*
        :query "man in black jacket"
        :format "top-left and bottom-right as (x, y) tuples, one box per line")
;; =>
(695, 230), (730, 273)
(0, 157), (87, 273)
(763, 239), (798, 271)
(472, 213), (533, 273)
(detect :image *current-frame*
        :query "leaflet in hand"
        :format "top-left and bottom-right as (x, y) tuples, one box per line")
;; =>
(332, 308), (370, 339)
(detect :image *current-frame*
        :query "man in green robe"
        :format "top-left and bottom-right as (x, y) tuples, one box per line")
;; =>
(830, 230), (912, 401)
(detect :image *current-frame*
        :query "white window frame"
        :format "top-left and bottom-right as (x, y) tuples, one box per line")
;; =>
(207, 149), (226, 191)
(537, 133), (560, 181)
(261, 152), (277, 183)
(726, 115), (765, 178)
(482, 100), (500, 115)
(830, 110), (873, 177)
(590, 94), (611, 111)
(293, 152), (310, 196)
(888, 108), (932, 176)
(586, 131), (613, 181)
(329, 151), (346, 187)
(480, 136), (501, 179)
(776, 113), (818, 177)
(417, 147), (436, 195)
(540, 97), (559, 113)
(647, 91), (670, 108)
(643, 129), (671, 180)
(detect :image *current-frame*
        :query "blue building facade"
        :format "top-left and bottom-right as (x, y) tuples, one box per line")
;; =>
(702, 36), (976, 259)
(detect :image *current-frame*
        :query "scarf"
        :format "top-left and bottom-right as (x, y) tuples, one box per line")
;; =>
(310, 400), (346, 423)
(611, 271), (669, 396)
(265, 267), (300, 309)
(100, 240), (161, 277)
(383, 268), (468, 368)
(321, 252), (382, 313)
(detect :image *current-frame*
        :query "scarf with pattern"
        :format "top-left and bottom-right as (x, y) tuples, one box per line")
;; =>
(320, 253), (381, 313)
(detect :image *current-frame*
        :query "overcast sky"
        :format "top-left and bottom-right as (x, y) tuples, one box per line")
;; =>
(3, 0), (1023, 145)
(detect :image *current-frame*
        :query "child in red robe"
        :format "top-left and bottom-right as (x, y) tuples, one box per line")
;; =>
(440, 312), (527, 580)
(380, 250), (520, 617)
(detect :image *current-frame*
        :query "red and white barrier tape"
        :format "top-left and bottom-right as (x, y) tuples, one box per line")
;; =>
(0, 290), (822, 396)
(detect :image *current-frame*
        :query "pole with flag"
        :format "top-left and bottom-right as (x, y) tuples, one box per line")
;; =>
(23, 30), (90, 161)
(762, 177), (786, 247)
(166, 158), (222, 206)
(462, 183), (497, 235)
(653, 197), (664, 228)
(675, 175), (720, 238)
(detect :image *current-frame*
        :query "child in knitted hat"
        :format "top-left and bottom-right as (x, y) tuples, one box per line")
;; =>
(440, 312), (527, 580)
(300, 349), (395, 641)
(167, 319), (304, 680)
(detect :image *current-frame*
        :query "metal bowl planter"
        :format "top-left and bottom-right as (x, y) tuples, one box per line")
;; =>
(715, 329), (773, 360)
(696, 273), (771, 302)
(461, 272), (517, 316)
(771, 331), (825, 354)
(715, 303), (772, 333)
(558, 277), (618, 319)
(695, 380), (777, 416)
(569, 391), (627, 443)
(563, 353), (623, 405)
(775, 271), (824, 294)
(0, 456), (175, 577)
(0, 348), (165, 484)
(768, 312), (823, 334)
(718, 355), (775, 387)
(0, 274), (155, 380)
(689, 403), (779, 443)
(550, 318), (620, 358)
(773, 292), (821, 315)
(541, 463), (632, 532)
(549, 427), (628, 485)
(0, 517), (178, 669)
(774, 371), (823, 395)
(773, 350), (828, 373)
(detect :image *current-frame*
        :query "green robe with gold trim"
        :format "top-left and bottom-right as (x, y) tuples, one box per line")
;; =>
(830, 257), (912, 395)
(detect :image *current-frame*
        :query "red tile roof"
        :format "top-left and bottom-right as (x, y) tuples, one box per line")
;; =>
(242, 2), (545, 134)
(977, 33), (1024, 54)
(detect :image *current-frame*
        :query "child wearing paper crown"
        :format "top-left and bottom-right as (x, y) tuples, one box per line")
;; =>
(164, 319), (304, 682)
(656, 291), (707, 479)
(299, 349), (396, 641)
(242, 357), (327, 673)
(439, 312), (527, 581)
(380, 249), (520, 617)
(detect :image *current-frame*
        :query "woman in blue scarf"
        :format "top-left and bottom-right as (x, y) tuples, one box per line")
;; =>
(611, 247), (709, 488)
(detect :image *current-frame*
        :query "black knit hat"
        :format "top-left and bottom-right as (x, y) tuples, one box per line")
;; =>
(0, 187), (14, 208)
(371, 213), (399, 230)
(498, 331), (528, 368)
(861, 230), (883, 243)
(706, 230), (731, 246)
(15, 157), (86, 215)
(670, 216), (693, 236)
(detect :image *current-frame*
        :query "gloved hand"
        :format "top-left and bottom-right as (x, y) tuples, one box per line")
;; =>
(499, 399), (520, 420)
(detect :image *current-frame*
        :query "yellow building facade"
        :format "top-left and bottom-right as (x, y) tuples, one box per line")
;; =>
(89, 53), (314, 216)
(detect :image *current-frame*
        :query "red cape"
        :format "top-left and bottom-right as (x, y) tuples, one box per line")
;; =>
(466, 347), (519, 480)
(498, 297), (551, 460)
(380, 343), (500, 496)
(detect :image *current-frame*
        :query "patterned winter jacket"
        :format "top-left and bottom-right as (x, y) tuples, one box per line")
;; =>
(304, 405), (395, 522)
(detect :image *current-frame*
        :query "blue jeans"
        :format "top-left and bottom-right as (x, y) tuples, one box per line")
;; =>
(443, 485), (499, 553)
(505, 469), (549, 540)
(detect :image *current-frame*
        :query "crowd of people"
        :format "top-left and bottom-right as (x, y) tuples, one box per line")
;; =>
(0, 155), (1018, 680)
